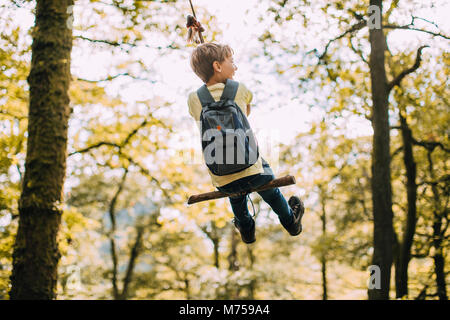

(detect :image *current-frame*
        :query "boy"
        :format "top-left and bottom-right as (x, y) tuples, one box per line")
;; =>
(188, 43), (305, 244)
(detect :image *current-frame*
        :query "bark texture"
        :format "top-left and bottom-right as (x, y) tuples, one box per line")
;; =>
(426, 151), (448, 300)
(368, 0), (394, 300)
(10, 0), (73, 300)
(395, 114), (417, 298)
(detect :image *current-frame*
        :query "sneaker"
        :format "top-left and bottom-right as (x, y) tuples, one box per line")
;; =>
(282, 196), (305, 236)
(233, 218), (256, 244)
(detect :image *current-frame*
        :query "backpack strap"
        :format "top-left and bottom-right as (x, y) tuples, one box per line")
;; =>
(197, 85), (215, 108)
(220, 79), (239, 101)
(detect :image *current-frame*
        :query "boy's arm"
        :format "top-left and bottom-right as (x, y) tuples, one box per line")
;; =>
(187, 92), (197, 119)
(239, 82), (252, 116)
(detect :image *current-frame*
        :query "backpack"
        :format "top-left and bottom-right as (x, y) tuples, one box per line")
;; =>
(197, 79), (259, 176)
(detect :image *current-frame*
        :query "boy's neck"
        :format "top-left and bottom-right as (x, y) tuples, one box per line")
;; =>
(206, 75), (230, 87)
(206, 79), (226, 87)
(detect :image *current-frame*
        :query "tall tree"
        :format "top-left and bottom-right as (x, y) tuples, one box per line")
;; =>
(318, 184), (329, 300)
(367, 0), (394, 300)
(415, 141), (449, 300)
(9, 0), (74, 299)
(393, 111), (418, 299)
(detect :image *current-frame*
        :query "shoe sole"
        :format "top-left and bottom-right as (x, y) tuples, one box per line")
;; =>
(289, 208), (304, 236)
(288, 197), (305, 236)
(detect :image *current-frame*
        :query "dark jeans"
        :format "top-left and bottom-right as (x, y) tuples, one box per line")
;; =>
(217, 159), (294, 230)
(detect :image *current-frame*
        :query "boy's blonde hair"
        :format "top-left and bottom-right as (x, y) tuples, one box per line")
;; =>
(190, 43), (233, 83)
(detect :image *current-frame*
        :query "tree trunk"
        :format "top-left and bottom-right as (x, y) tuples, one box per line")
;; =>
(213, 237), (220, 269)
(320, 190), (328, 300)
(433, 253), (447, 300)
(200, 222), (221, 269)
(184, 279), (191, 300)
(426, 151), (448, 300)
(108, 168), (128, 300)
(247, 246), (256, 299)
(9, 0), (73, 300)
(226, 227), (239, 298)
(210, 222), (220, 269)
(228, 227), (239, 272)
(395, 114), (417, 298)
(368, 0), (394, 300)
(120, 226), (144, 300)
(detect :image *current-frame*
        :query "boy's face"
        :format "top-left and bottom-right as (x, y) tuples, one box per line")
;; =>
(215, 54), (237, 81)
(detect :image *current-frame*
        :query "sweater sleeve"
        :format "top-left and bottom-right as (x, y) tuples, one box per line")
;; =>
(240, 82), (253, 105)
(187, 92), (198, 120)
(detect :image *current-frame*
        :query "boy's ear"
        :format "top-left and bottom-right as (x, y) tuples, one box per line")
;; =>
(212, 61), (221, 73)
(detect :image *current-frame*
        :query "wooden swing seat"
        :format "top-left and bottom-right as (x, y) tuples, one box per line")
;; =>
(187, 175), (296, 204)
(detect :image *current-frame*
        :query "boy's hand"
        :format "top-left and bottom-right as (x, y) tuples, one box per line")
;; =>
(247, 104), (251, 116)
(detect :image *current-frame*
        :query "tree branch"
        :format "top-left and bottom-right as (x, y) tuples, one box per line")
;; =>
(74, 35), (126, 47)
(412, 137), (450, 153)
(383, 24), (450, 40)
(349, 36), (369, 65)
(75, 72), (156, 83)
(121, 118), (149, 147)
(109, 167), (129, 299)
(120, 153), (172, 201)
(68, 118), (173, 201)
(74, 35), (180, 51)
(69, 118), (152, 156)
(69, 141), (121, 156)
(391, 146), (403, 159)
(410, 16), (439, 29)
(388, 45), (429, 92)
(120, 225), (144, 299)
(314, 21), (367, 61)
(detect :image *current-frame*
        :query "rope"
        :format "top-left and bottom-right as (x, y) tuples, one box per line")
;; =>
(247, 193), (258, 219)
(188, 0), (197, 18)
(229, 193), (258, 227)
(187, 0), (204, 43)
